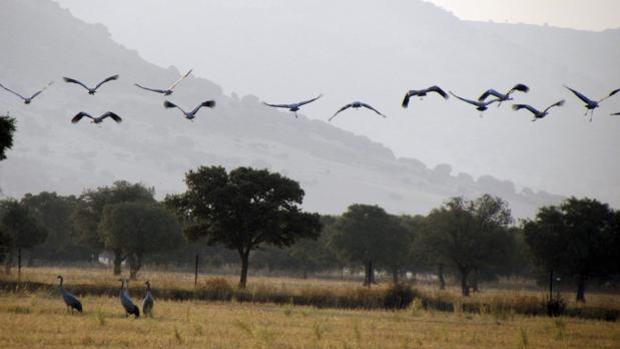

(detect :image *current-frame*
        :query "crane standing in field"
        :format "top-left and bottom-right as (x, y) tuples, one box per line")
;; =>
(119, 279), (140, 318)
(142, 281), (154, 317)
(401, 86), (449, 108)
(512, 100), (565, 121)
(57, 275), (83, 313)
(478, 83), (530, 107)
(0, 81), (54, 104)
(564, 86), (620, 121)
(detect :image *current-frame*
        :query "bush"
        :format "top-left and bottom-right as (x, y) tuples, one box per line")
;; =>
(199, 277), (234, 301)
(545, 295), (566, 317)
(383, 284), (417, 309)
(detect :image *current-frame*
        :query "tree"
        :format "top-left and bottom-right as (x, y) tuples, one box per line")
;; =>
(330, 204), (412, 286)
(99, 202), (183, 279)
(0, 114), (16, 161)
(416, 195), (514, 296)
(72, 181), (156, 274)
(0, 199), (47, 277)
(524, 197), (618, 302)
(166, 166), (322, 288)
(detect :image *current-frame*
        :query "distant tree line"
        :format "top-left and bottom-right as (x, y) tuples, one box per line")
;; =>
(0, 165), (619, 301)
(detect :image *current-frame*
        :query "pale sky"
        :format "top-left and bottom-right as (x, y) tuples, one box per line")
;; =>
(426, 0), (620, 31)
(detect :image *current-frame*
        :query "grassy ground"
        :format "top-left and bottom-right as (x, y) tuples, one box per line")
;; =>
(0, 292), (619, 349)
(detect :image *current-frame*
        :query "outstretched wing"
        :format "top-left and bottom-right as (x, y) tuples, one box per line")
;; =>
(508, 83), (530, 94)
(134, 83), (167, 94)
(297, 94), (323, 107)
(93, 74), (119, 91)
(427, 86), (449, 99)
(611, 112), (620, 116)
(543, 100), (565, 114)
(99, 111), (122, 123)
(598, 88), (620, 103)
(478, 89), (504, 101)
(29, 81), (54, 100)
(401, 91), (413, 108)
(263, 102), (292, 108)
(0, 82), (27, 100)
(328, 104), (353, 121)
(360, 103), (387, 118)
(564, 86), (593, 104)
(168, 69), (193, 91)
(512, 104), (540, 115)
(450, 92), (480, 107)
(191, 100), (216, 115)
(71, 112), (93, 123)
(63, 77), (90, 90)
(163, 100), (186, 114)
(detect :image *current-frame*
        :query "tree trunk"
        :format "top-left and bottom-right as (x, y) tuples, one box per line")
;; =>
(129, 253), (142, 280)
(113, 249), (122, 275)
(471, 269), (479, 293)
(17, 248), (21, 282)
(438, 264), (446, 290)
(238, 250), (250, 289)
(460, 269), (470, 297)
(576, 274), (587, 303)
(369, 260), (376, 284)
(4, 249), (13, 275)
(363, 260), (371, 287)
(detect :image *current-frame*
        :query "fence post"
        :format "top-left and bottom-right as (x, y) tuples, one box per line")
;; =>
(194, 254), (199, 288)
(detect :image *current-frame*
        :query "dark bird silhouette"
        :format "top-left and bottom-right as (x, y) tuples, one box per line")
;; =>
(401, 86), (448, 108)
(142, 281), (154, 317)
(163, 100), (216, 120)
(449, 92), (500, 115)
(512, 100), (565, 122)
(564, 86), (620, 121)
(329, 101), (387, 121)
(478, 83), (529, 106)
(119, 279), (140, 318)
(263, 94), (322, 118)
(134, 69), (193, 96)
(57, 275), (82, 313)
(611, 112), (620, 116)
(71, 111), (122, 124)
(0, 81), (53, 104)
(63, 74), (119, 95)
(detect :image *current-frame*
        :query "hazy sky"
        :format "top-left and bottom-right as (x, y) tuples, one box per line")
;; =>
(427, 0), (620, 31)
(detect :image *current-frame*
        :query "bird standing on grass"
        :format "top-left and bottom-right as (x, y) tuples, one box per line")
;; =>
(564, 86), (620, 121)
(478, 83), (530, 107)
(142, 281), (154, 317)
(135, 69), (193, 96)
(401, 86), (448, 108)
(329, 101), (387, 121)
(262, 94), (322, 118)
(0, 81), (54, 104)
(512, 100), (565, 121)
(163, 100), (216, 120)
(57, 275), (82, 313)
(71, 111), (122, 124)
(63, 74), (119, 95)
(119, 279), (140, 318)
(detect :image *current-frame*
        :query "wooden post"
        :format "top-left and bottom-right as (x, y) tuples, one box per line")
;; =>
(194, 254), (199, 288)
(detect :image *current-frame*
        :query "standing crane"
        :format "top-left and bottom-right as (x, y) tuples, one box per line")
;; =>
(57, 275), (83, 313)
(564, 86), (620, 121)
(142, 281), (154, 317)
(119, 279), (140, 318)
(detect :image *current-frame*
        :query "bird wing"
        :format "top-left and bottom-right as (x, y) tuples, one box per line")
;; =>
(611, 112), (620, 116)
(168, 69), (193, 91)
(99, 112), (122, 123)
(29, 81), (54, 100)
(191, 100), (216, 115)
(163, 100), (186, 114)
(478, 89), (504, 101)
(93, 74), (119, 90)
(360, 103), (387, 118)
(427, 86), (449, 99)
(483, 98), (501, 106)
(63, 77), (90, 90)
(263, 102), (291, 108)
(450, 92), (480, 106)
(71, 112), (93, 123)
(0, 82), (27, 100)
(401, 91), (413, 108)
(564, 85), (593, 104)
(598, 88), (620, 103)
(508, 83), (530, 94)
(134, 83), (167, 94)
(512, 104), (540, 115)
(543, 100), (565, 113)
(296, 94), (323, 107)
(328, 104), (353, 121)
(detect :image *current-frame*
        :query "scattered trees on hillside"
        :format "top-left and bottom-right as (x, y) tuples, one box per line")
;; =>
(524, 197), (620, 302)
(0, 113), (16, 161)
(166, 166), (322, 288)
(0, 199), (47, 276)
(71, 181), (156, 274)
(99, 202), (183, 279)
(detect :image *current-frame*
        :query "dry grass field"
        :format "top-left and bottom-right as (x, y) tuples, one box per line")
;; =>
(0, 267), (619, 348)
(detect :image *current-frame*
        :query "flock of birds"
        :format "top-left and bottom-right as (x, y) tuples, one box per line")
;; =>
(57, 275), (152, 318)
(1, 70), (619, 123)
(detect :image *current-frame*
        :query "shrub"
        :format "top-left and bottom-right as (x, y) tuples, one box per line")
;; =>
(545, 295), (566, 317)
(383, 284), (417, 309)
(199, 277), (234, 301)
